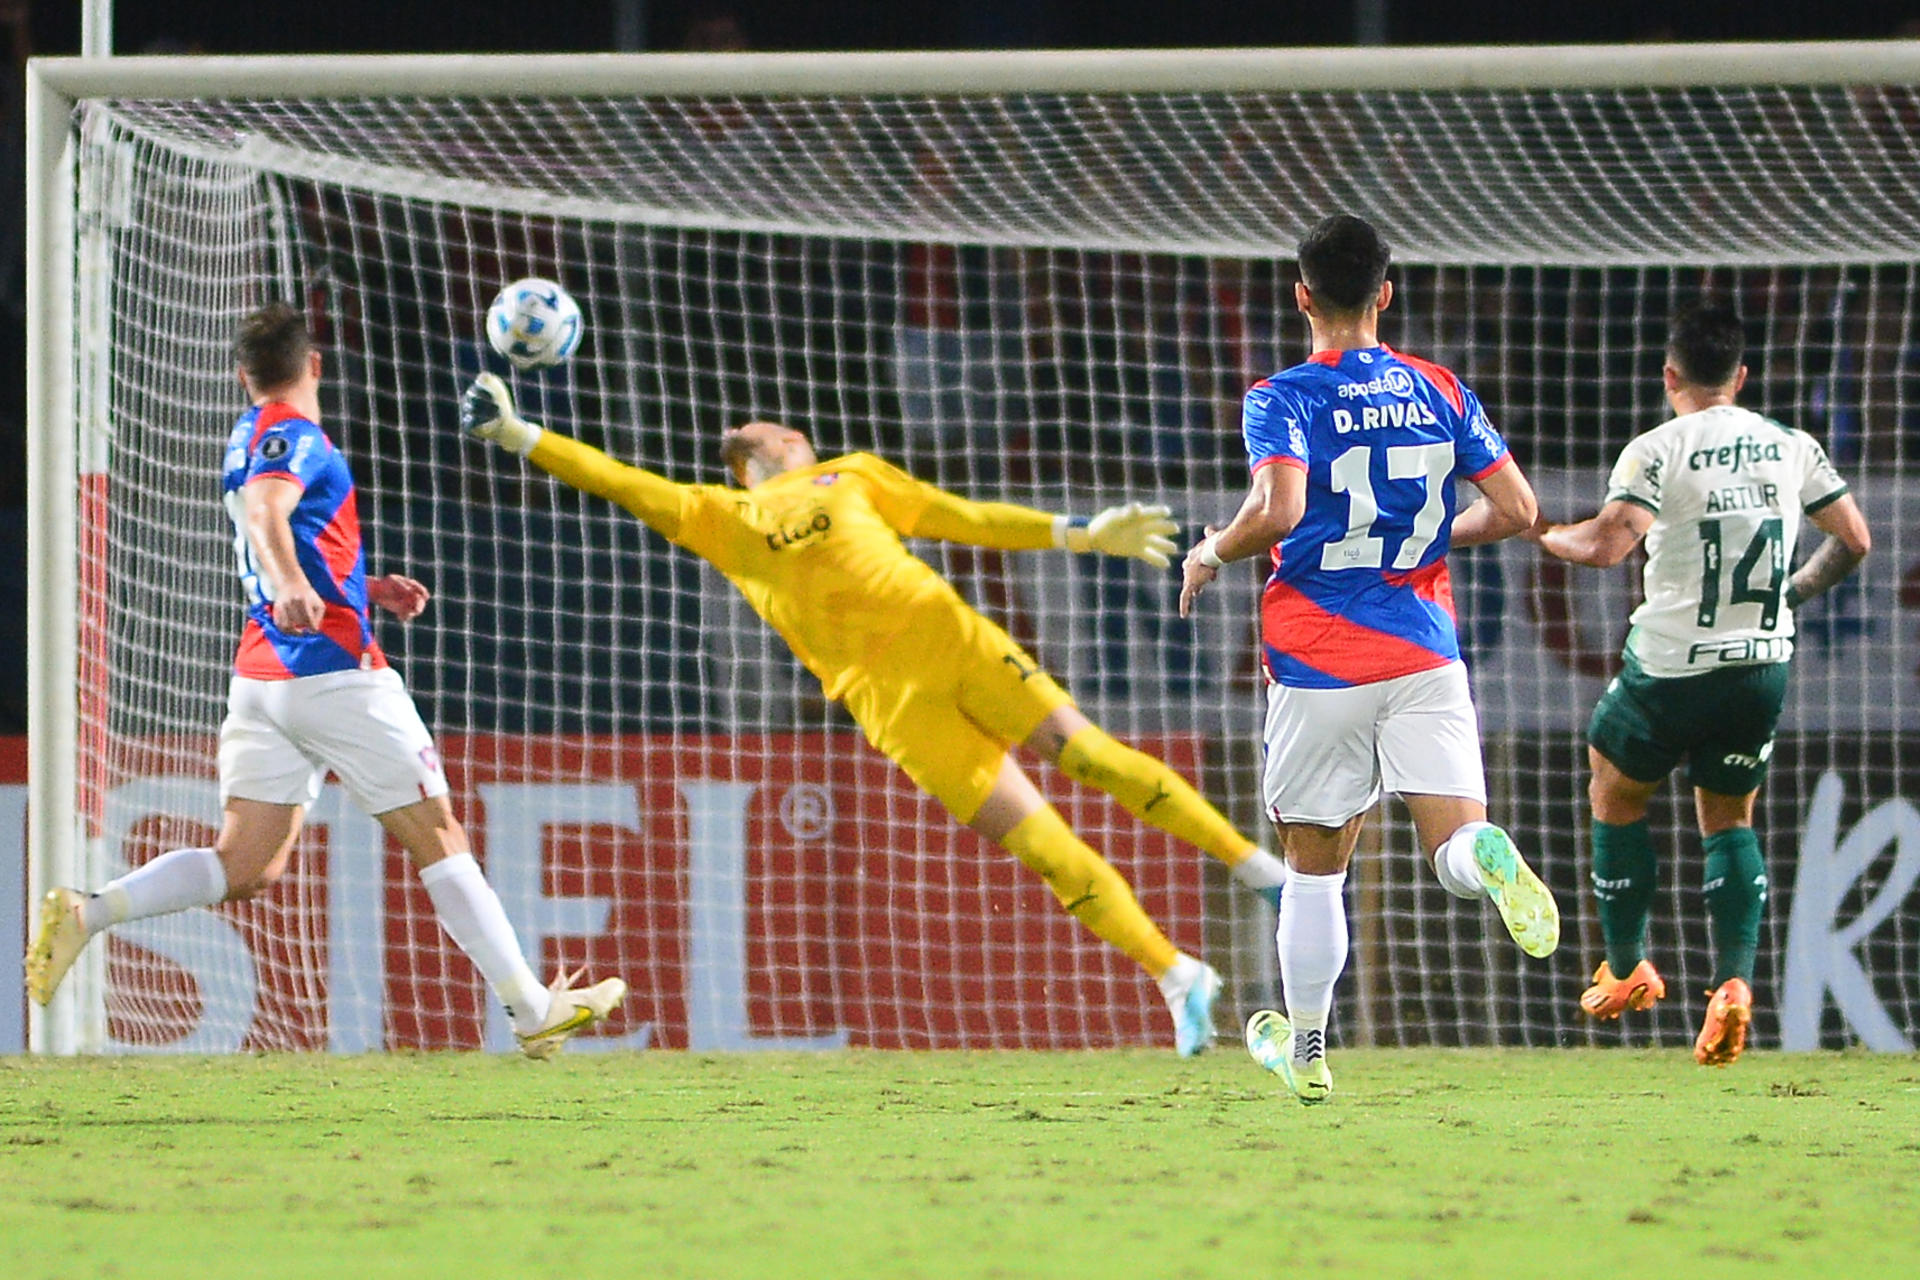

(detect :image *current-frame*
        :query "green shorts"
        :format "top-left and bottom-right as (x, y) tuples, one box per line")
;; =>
(1586, 654), (1790, 796)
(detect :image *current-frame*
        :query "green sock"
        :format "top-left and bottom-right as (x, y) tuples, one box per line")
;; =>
(1702, 827), (1767, 987)
(1591, 820), (1657, 976)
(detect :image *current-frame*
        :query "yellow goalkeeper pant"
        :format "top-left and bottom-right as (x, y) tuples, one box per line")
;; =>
(999, 806), (1178, 978)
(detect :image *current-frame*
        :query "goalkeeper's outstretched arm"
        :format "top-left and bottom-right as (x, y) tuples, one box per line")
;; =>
(461, 374), (697, 542)
(900, 473), (1177, 567)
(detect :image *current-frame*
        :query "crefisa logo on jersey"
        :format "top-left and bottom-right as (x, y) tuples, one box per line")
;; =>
(1687, 436), (1784, 473)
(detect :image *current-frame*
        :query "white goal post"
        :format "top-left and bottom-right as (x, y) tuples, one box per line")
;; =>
(25, 43), (1920, 1055)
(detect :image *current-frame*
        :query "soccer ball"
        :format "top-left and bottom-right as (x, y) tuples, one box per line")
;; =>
(485, 277), (583, 370)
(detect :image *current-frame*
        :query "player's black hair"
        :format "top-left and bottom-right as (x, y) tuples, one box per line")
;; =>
(1297, 214), (1392, 314)
(234, 302), (312, 392)
(1666, 303), (1746, 388)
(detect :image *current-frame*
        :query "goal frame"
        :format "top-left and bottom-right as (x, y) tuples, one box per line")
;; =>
(25, 40), (1920, 1053)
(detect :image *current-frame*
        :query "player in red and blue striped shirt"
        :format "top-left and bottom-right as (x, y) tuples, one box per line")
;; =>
(26, 304), (622, 1055)
(222, 396), (387, 680)
(1181, 215), (1560, 1103)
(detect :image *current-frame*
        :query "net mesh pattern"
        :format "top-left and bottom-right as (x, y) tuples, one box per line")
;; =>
(57, 76), (1920, 1052)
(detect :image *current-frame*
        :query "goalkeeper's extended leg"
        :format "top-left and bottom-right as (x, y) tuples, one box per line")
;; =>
(1050, 721), (1288, 908)
(998, 805), (1219, 1056)
(915, 700), (1219, 1052)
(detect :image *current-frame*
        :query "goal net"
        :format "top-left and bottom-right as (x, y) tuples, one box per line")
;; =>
(28, 46), (1920, 1054)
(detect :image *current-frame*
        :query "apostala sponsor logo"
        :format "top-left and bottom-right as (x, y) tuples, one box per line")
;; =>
(1337, 367), (1416, 399)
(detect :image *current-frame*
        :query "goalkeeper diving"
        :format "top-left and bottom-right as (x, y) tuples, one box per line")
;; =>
(460, 375), (1288, 1054)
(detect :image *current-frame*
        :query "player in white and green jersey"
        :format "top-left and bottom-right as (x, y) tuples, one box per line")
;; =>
(1531, 303), (1871, 1066)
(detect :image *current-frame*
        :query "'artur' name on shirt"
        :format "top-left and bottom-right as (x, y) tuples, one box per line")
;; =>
(1703, 483), (1779, 514)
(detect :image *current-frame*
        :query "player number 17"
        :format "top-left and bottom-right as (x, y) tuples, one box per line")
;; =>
(1320, 442), (1455, 572)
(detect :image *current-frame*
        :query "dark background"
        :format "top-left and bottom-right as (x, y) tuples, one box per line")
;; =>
(6, 1), (1920, 733)
(22, 2), (1920, 55)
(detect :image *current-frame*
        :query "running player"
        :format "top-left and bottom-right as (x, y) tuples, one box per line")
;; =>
(459, 376), (1291, 1056)
(1180, 214), (1559, 1103)
(24, 303), (625, 1058)
(1532, 302), (1871, 1066)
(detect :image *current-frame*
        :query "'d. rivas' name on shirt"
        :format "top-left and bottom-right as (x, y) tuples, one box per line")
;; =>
(1333, 400), (1440, 433)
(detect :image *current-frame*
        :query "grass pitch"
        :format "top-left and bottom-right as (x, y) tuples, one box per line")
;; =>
(2, 1048), (1916, 1279)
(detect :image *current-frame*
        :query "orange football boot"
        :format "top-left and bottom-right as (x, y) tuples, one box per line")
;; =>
(1693, 977), (1754, 1066)
(1578, 959), (1666, 1020)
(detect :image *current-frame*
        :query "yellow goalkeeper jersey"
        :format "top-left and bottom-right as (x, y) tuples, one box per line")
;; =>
(527, 434), (1059, 699)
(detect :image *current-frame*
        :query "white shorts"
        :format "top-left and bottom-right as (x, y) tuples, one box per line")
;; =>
(219, 667), (449, 815)
(1262, 660), (1488, 827)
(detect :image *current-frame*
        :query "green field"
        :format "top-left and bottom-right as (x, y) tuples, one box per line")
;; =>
(2, 1049), (1916, 1279)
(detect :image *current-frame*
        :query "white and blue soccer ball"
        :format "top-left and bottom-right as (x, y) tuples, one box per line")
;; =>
(485, 277), (583, 371)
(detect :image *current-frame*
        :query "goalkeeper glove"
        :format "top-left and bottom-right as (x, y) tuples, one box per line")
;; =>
(460, 373), (544, 456)
(1058, 502), (1179, 568)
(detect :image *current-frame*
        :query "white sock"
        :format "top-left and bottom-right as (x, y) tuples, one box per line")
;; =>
(417, 852), (551, 1034)
(1156, 952), (1203, 1003)
(1230, 849), (1289, 892)
(83, 846), (228, 933)
(1434, 821), (1495, 900)
(1276, 868), (1348, 1039)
